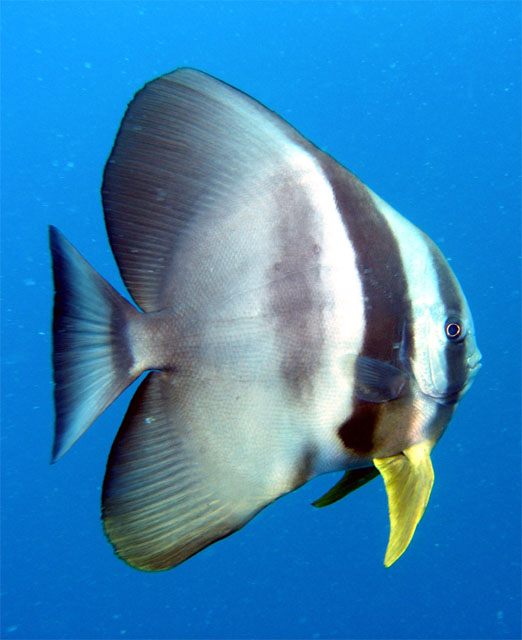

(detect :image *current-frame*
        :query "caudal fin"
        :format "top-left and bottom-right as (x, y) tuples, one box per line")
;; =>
(49, 226), (141, 462)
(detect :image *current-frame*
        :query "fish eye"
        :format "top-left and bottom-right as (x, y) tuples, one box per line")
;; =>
(445, 317), (465, 341)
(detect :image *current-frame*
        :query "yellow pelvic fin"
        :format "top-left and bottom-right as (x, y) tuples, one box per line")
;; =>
(373, 442), (434, 567)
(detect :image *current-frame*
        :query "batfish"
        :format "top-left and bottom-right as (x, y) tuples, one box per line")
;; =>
(49, 68), (481, 571)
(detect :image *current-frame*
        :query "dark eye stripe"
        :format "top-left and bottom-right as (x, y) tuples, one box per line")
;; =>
(427, 240), (468, 399)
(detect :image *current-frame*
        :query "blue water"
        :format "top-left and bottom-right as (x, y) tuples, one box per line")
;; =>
(2, 2), (520, 639)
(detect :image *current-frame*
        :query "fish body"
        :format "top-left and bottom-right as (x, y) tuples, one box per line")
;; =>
(49, 69), (481, 571)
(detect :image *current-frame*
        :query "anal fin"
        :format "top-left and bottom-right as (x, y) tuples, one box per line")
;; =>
(102, 371), (281, 571)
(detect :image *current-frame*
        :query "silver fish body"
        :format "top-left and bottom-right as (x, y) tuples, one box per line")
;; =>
(49, 69), (481, 571)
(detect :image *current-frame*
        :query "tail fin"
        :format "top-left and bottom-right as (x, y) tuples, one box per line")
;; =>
(49, 226), (141, 462)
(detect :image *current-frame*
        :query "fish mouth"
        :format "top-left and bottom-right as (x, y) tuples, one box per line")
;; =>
(427, 358), (482, 405)
(468, 356), (482, 375)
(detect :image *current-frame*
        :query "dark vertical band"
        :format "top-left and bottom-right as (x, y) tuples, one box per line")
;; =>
(318, 158), (414, 455)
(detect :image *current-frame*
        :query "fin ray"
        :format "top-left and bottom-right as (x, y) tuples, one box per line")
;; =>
(102, 372), (287, 571)
(354, 355), (409, 403)
(49, 226), (140, 461)
(102, 68), (326, 311)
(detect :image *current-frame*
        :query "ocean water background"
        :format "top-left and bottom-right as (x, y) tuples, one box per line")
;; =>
(1, 2), (520, 639)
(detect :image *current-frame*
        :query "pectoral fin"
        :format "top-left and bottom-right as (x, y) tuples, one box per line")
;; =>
(354, 355), (410, 403)
(373, 442), (434, 567)
(312, 467), (380, 507)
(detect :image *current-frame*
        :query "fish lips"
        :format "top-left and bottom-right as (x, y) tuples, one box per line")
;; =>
(426, 356), (482, 405)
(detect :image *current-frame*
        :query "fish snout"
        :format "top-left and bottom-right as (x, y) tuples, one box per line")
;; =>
(467, 349), (482, 375)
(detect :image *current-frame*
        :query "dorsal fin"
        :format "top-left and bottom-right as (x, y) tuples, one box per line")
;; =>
(102, 68), (324, 312)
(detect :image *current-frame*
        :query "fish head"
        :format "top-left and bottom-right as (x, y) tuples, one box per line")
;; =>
(409, 252), (481, 410)
(426, 300), (481, 402)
